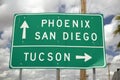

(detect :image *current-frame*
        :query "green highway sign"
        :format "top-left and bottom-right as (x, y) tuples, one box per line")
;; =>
(10, 13), (106, 69)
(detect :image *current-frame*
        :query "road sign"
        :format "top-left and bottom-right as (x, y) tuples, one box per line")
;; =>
(10, 13), (106, 69)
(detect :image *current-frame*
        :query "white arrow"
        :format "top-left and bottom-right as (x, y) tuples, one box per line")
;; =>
(20, 21), (29, 39)
(76, 53), (92, 62)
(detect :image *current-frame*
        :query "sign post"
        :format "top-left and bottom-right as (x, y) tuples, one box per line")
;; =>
(93, 68), (96, 80)
(56, 69), (60, 80)
(10, 13), (106, 69)
(80, 0), (87, 80)
(19, 69), (22, 80)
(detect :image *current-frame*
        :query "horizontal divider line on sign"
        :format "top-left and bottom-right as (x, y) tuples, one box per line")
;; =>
(13, 45), (104, 48)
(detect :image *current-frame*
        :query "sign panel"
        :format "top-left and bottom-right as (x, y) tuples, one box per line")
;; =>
(10, 13), (106, 69)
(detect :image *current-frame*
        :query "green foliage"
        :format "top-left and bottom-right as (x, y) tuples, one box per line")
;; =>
(113, 15), (120, 48)
(113, 25), (120, 35)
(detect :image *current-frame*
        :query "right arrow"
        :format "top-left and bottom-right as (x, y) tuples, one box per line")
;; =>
(76, 53), (92, 62)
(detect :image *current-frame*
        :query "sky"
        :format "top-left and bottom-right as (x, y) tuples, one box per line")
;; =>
(0, 0), (120, 80)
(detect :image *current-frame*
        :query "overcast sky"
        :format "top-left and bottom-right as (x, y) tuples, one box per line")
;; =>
(0, 0), (120, 80)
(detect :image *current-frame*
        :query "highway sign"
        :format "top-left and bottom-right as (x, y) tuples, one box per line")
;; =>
(10, 13), (106, 69)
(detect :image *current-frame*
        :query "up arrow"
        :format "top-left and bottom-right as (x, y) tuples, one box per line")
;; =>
(20, 21), (29, 39)
(76, 53), (92, 62)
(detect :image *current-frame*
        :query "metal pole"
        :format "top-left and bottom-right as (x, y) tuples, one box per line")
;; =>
(81, 0), (86, 13)
(56, 69), (60, 80)
(107, 63), (111, 80)
(80, 70), (86, 80)
(80, 0), (86, 80)
(19, 69), (22, 80)
(93, 68), (96, 80)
